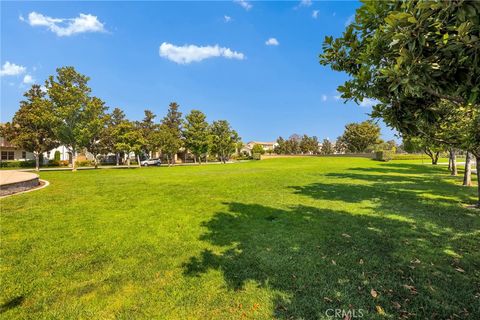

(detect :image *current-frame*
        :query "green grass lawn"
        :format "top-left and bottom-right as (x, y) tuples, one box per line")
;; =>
(1, 157), (479, 319)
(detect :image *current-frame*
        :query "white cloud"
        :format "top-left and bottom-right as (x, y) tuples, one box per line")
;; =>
(345, 14), (355, 27)
(299, 0), (312, 7)
(224, 15), (232, 22)
(40, 85), (48, 93)
(334, 95), (341, 100)
(0, 61), (26, 76)
(322, 94), (327, 102)
(312, 10), (319, 19)
(23, 74), (35, 84)
(159, 42), (245, 64)
(21, 12), (106, 37)
(234, 0), (252, 11)
(359, 98), (378, 107)
(265, 38), (279, 46)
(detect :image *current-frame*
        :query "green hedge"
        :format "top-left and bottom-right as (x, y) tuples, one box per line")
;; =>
(375, 150), (394, 162)
(0, 160), (36, 168)
(252, 153), (262, 160)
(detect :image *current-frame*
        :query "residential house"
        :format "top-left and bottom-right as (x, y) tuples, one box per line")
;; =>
(0, 137), (35, 161)
(241, 141), (278, 156)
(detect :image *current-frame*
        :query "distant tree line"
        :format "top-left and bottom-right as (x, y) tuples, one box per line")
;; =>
(274, 121), (397, 156)
(1, 66), (240, 171)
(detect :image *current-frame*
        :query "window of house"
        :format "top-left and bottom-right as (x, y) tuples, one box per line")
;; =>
(1, 151), (15, 160)
(22, 151), (27, 159)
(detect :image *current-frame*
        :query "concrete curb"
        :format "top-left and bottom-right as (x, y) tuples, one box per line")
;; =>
(0, 179), (49, 199)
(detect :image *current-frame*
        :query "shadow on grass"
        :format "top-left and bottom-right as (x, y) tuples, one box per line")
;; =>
(183, 163), (479, 319)
(0, 296), (24, 314)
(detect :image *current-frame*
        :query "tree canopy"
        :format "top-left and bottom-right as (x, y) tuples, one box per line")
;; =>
(1, 85), (58, 171)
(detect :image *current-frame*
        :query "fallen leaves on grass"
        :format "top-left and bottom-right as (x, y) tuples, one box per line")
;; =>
(376, 305), (386, 315)
(370, 289), (378, 298)
(402, 284), (418, 294)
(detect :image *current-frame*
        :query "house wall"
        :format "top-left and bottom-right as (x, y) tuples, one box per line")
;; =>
(0, 148), (35, 161)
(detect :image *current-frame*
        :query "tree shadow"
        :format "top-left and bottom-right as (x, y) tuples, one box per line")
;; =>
(183, 201), (478, 319)
(0, 296), (24, 314)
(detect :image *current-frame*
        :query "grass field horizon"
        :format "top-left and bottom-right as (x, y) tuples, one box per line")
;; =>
(1, 157), (479, 319)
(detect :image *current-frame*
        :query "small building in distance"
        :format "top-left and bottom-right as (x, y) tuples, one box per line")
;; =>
(241, 141), (278, 156)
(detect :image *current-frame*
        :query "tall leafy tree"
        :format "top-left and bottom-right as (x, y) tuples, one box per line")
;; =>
(275, 137), (286, 154)
(320, 1), (480, 205)
(210, 120), (240, 163)
(80, 97), (109, 168)
(115, 121), (144, 168)
(286, 134), (302, 154)
(183, 110), (210, 163)
(320, 139), (334, 155)
(402, 136), (443, 165)
(1, 85), (58, 171)
(300, 135), (319, 154)
(339, 121), (381, 153)
(159, 102), (183, 166)
(101, 107), (127, 165)
(334, 137), (347, 154)
(137, 109), (158, 158)
(46, 66), (92, 171)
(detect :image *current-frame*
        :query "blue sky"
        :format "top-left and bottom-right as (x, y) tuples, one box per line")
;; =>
(1, 0), (397, 142)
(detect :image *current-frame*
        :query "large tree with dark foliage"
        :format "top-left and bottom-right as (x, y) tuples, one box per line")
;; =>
(320, 0), (480, 205)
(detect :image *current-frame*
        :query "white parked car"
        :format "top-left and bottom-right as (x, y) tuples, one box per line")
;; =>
(141, 158), (161, 166)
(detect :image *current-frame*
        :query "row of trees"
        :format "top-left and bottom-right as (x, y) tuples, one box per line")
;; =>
(274, 121), (397, 155)
(320, 1), (480, 205)
(275, 134), (320, 155)
(1, 67), (240, 171)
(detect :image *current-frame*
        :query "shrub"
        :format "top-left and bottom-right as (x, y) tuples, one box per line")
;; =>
(252, 144), (265, 155)
(391, 154), (426, 160)
(375, 150), (394, 162)
(48, 160), (60, 167)
(0, 160), (36, 168)
(252, 153), (262, 160)
(75, 160), (93, 167)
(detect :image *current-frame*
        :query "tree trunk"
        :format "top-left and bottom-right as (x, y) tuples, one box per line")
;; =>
(116, 153), (119, 166)
(127, 156), (131, 168)
(94, 155), (98, 169)
(137, 154), (141, 168)
(476, 156), (480, 208)
(71, 150), (77, 172)
(449, 149), (457, 176)
(448, 156), (452, 171)
(424, 148), (437, 165)
(463, 152), (472, 187)
(432, 152), (439, 165)
(34, 153), (40, 172)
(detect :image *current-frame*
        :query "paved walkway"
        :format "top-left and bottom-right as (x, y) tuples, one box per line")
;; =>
(0, 171), (39, 185)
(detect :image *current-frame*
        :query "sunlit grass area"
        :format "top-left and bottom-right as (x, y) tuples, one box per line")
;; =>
(1, 157), (479, 319)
